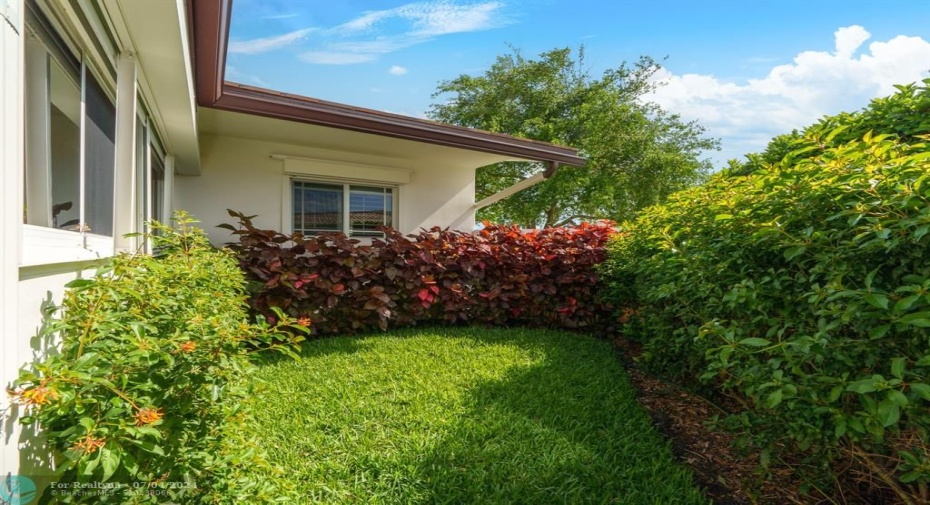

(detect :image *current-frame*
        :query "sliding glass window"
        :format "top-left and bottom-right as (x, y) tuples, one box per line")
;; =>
(292, 181), (395, 237)
(24, 5), (115, 236)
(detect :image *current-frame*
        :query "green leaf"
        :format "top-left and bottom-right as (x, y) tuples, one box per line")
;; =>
(899, 312), (930, 327)
(890, 357), (906, 379)
(847, 378), (879, 394)
(893, 295), (921, 314)
(130, 440), (165, 456)
(913, 224), (929, 240)
(738, 338), (771, 347)
(100, 445), (120, 481)
(122, 451), (139, 477)
(72, 352), (100, 371)
(65, 278), (95, 289)
(900, 471), (922, 483)
(714, 214), (733, 221)
(887, 389), (908, 407)
(877, 399), (900, 427)
(823, 124), (849, 143)
(864, 293), (889, 310)
(81, 452), (101, 476)
(765, 389), (783, 408)
(783, 246), (806, 260)
(910, 383), (930, 401)
(869, 324), (891, 339)
(834, 421), (846, 438)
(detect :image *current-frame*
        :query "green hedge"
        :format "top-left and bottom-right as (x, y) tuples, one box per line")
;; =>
(601, 88), (930, 500)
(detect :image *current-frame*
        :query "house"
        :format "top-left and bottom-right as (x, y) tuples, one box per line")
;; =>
(0, 0), (583, 479)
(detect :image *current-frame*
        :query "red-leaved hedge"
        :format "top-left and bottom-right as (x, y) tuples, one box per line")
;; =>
(221, 210), (615, 335)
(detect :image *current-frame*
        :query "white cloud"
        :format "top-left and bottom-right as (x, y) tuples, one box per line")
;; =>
(336, 1), (506, 36)
(300, 52), (377, 65)
(834, 25), (870, 57)
(401, 1), (505, 36)
(338, 10), (393, 32)
(229, 28), (314, 55)
(231, 1), (511, 64)
(309, 1), (510, 65)
(389, 65), (408, 75)
(225, 65), (270, 87)
(262, 13), (299, 20)
(648, 26), (930, 167)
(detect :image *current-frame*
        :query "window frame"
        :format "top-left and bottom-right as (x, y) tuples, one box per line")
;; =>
(22, 3), (118, 265)
(287, 178), (398, 238)
(21, 0), (172, 266)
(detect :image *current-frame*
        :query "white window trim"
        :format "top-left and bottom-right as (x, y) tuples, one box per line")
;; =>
(275, 154), (412, 184)
(21, 225), (113, 267)
(283, 177), (400, 238)
(21, 1), (173, 266)
(22, 12), (119, 265)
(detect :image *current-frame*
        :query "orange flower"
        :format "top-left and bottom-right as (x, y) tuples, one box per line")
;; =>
(134, 407), (164, 426)
(297, 317), (312, 327)
(9, 384), (59, 406)
(71, 435), (106, 455)
(179, 341), (197, 353)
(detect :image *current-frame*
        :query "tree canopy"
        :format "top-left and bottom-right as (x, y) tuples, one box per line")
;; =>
(428, 47), (718, 228)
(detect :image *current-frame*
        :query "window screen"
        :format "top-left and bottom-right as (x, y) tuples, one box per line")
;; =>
(82, 69), (115, 236)
(293, 181), (343, 235)
(292, 180), (394, 236)
(349, 185), (393, 237)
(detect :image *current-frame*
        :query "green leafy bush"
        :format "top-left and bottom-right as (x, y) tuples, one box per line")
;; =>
(10, 214), (305, 503)
(727, 78), (930, 176)
(224, 212), (615, 335)
(601, 88), (930, 501)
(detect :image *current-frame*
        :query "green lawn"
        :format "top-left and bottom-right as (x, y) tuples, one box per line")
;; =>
(249, 327), (708, 504)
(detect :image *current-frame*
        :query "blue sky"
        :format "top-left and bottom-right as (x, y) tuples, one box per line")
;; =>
(227, 0), (930, 167)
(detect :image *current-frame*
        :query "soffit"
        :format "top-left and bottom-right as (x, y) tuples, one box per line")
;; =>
(106, 0), (200, 174)
(198, 107), (523, 170)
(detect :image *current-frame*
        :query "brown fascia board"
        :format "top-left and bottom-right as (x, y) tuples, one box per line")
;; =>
(189, 0), (586, 167)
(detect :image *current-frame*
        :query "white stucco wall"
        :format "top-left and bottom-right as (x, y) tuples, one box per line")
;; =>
(10, 264), (102, 477)
(1, 0), (106, 470)
(1, 0), (26, 479)
(175, 134), (478, 245)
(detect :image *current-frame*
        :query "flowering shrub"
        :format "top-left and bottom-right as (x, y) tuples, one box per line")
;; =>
(222, 211), (615, 336)
(10, 213), (306, 503)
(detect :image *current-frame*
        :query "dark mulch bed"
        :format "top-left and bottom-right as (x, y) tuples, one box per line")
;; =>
(613, 337), (822, 504)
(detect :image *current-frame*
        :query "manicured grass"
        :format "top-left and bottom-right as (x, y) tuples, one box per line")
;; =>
(249, 327), (708, 504)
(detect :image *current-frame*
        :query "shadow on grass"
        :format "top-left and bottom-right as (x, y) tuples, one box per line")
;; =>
(405, 329), (707, 504)
(250, 327), (707, 504)
(251, 334), (369, 368)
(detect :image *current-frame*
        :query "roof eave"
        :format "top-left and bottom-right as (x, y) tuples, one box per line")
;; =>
(189, 0), (586, 167)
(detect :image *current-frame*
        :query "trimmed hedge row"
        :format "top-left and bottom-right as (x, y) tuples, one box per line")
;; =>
(600, 128), (930, 499)
(222, 211), (615, 335)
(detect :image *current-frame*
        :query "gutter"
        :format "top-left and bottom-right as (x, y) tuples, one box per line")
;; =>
(188, 0), (586, 168)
